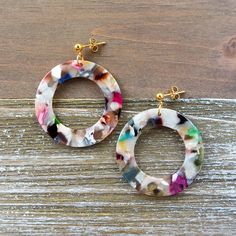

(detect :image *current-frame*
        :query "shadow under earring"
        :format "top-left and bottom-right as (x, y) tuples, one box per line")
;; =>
(35, 38), (122, 147)
(116, 86), (204, 196)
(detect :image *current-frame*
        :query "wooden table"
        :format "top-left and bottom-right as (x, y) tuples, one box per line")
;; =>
(0, 1), (235, 235)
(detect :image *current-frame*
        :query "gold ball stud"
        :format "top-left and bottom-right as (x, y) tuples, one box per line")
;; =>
(156, 93), (164, 101)
(74, 44), (83, 53)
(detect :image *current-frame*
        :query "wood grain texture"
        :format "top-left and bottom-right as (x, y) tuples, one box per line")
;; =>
(0, 0), (236, 99)
(0, 98), (235, 235)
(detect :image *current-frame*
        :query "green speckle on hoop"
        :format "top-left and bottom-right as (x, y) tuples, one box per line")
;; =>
(53, 116), (61, 125)
(187, 126), (201, 138)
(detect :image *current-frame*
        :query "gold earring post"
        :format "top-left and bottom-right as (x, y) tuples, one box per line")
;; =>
(156, 86), (185, 115)
(74, 38), (106, 61)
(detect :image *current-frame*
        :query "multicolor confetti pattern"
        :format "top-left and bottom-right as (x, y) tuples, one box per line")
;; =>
(35, 60), (122, 147)
(116, 108), (204, 196)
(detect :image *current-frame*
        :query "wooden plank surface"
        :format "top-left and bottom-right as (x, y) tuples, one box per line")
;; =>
(1, 0), (236, 234)
(0, 0), (236, 99)
(0, 98), (235, 235)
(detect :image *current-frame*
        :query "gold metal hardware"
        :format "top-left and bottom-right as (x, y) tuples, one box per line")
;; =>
(74, 38), (106, 61)
(156, 86), (185, 115)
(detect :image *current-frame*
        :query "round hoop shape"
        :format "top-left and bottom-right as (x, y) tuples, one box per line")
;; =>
(116, 108), (204, 196)
(35, 60), (122, 147)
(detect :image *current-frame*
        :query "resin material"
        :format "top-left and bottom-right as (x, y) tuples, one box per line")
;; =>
(35, 60), (122, 147)
(116, 108), (204, 196)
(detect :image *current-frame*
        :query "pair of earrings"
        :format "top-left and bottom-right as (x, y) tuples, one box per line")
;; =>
(35, 38), (204, 197)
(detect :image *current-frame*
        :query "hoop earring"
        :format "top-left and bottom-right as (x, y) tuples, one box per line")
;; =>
(35, 38), (122, 147)
(116, 86), (204, 196)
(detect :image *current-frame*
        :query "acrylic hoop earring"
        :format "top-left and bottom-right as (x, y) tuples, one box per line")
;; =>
(116, 87), (204, 196)
(35, 38), (122, 147)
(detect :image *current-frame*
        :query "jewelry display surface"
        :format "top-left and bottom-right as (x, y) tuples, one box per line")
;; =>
(1, 0), (236, 234)
(0, 98), (234, 234)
